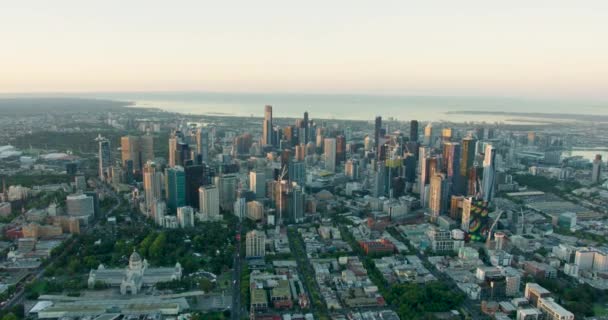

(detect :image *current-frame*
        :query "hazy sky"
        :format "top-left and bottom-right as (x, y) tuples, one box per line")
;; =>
(1, 0), (607, 100)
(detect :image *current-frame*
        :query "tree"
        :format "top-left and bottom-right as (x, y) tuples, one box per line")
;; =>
(199, 278), (214, 292)
(1, 313), (18, 320)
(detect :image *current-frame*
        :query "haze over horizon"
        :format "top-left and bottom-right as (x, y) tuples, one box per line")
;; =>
(2, 0), (608, 101)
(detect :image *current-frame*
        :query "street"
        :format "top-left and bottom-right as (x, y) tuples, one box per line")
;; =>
(231, 223), (242, 320)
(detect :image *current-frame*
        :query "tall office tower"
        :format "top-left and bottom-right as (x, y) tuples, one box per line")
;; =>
(419, 146), (430, 205)
(184, 164), (211, 209)
(290, 184), (305, 223)
(249, 170), (266, 199)
(374, 116), (382, 153)
(288, 160), (306, 187)
(345, 159), (360, 180)
(140, 134), (154, 164)
(165, 166), (186, 213)
(234, 133), (254, 156)
(283, 125), (296, 147)
(295, 144), (306, 161)
(364, 136), (372, 152)
(199, 185), (220, 219)
(121, 135), (141, 172)
(461, 197), (473, 231)
(482, 144), (496, 202)
(303, 111), (309, 144)
(215, 174), (237, 212)
(403, 153), (417, 184)
(143, 161), (163, 212)
(324, 138), (337, 172)
(423, 123), (433, 146)
(442, 128), (453, 142)
(177, 206), (194, 228)
(316, 127), (325, 150)
(443, 142), (462, 195)
(96, 135), (111, 180)
(336, 135), (346, 164)
(527, 131), (536, 146)
(245, 230), (266, 257)
(196, 127), (209, 163)
(429, 173), (447, 220)
(592, 154), (603, 184)
(410, 120), (419, 142)
(263, 105), (273, 146)
(233, 197), (247, 220)
(374, 161), (387, 197)
(176, 141), (190, 167)
(460, 136), (476, 195)
(169, 136), (178, 167)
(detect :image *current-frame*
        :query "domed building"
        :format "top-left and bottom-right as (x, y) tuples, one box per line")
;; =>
(88, 250), (182, 295)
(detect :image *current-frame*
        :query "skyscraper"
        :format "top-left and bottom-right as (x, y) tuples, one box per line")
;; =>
(199, 185), (220, 219)
(196, 127), (209, 163)
(295, 143), (306, 161)
(184, 163), (211, 209)
(143, 161), (163, 212)
(165, 166), (186, 213)
(410, 120), (419, 142)
(121, 135), (154, 173)
(443, 142), (462, 195)
(96, 134), (111, 181)
(249, 170), (266, 199)
(592, 154), (603, 184)
(374, 116), (382, 156)
(290, 184), (305, 223)
(429, 173), (447, 220)
(461, 197), (473, 231)
(121, 135), (141, 172)
(303, 111), (309, 144)
(215, 174), (237, 212)
(169, 136), (178, 167)
(263, 105), (273, 146)
(460, 136), (476, 177)
(288, 160), (306, 187)
(419, 146), (430, 205)
(140, 134), (154, 164)
(324, 138), (336, 172)
(482, 145), (496, 202)
(336, 135), (346, 164)
(424, 123), (433, 146)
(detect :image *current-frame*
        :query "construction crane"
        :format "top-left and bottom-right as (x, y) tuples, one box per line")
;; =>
(485, 209), (504, 248)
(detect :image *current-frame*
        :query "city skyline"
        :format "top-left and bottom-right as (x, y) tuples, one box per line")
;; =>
(1, 1), (608, 101)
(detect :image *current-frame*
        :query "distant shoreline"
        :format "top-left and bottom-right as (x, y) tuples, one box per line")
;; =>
(446, 110), (608, 122)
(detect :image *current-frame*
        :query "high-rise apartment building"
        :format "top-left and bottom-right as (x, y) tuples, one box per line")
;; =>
(324, 138), (336, 172)
(246, 230), (266, 257)
(199, 185), (220, 219)
(482, 144), (496, 202)
(592, 154), (602, 184)
(249, 170), (266, 199)
(96, 135), (111, 180)
(121, 135), (154, 173)
(263, 105), (273, 146)
(410, 120), (419, 142)
(143, 161), (163, 212)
